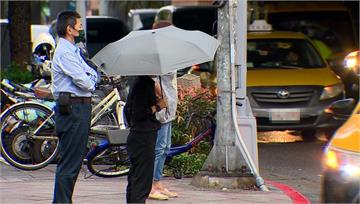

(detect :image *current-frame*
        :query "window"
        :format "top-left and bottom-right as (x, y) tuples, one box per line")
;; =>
(172, 8), (217, 36)
(247, 39), (325, 69)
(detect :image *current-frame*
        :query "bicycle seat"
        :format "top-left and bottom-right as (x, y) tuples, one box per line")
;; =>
(34, 87), (54, 100)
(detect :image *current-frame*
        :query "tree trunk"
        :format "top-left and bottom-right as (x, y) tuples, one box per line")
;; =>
(8, 1), (31, 70)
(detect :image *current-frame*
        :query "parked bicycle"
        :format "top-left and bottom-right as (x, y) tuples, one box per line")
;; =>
(0, 74), (130, 170)
(86, 112), (216, 178)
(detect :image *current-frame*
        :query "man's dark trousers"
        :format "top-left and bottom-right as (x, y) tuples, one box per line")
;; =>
(126, 130), (157, 203)
(53, 103), (91, 203)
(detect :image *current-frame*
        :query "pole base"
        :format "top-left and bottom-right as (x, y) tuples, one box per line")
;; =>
(191, 171), (256, 190)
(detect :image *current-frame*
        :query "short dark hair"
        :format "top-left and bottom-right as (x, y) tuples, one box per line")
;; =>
(56, 11), (81, 38)
(152, 21), (172, 29)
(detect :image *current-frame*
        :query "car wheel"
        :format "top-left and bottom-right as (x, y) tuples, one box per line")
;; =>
(301, 129), (317, 142)
(322, 128), (336, 141)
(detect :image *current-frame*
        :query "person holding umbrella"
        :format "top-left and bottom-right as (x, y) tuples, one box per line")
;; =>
(91, 23), (219, 202)
(125, 75), (167, 203)
(148, 21), (179, 200)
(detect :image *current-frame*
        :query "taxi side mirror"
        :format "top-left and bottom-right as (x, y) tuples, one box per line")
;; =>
(327, 98), (356, 117)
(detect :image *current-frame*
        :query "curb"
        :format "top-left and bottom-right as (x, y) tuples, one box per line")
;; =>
(266, 180), (310, 204)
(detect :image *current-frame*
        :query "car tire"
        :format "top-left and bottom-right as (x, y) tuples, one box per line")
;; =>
(301, 129), (317, 142)
(322, 128), (336, 141)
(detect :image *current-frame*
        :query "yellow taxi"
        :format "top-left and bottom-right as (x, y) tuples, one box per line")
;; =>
(322, 101), (360, 203)
(246, 21), (344, 139)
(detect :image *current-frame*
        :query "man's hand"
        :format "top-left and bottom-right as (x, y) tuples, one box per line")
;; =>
(156, 98), (168, 110)
(151, 98), (167, 113)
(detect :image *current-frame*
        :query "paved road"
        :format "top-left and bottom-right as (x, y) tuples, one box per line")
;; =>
(259, 139), (327, 203)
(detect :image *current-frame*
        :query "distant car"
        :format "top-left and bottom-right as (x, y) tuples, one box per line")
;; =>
(49, 16), (130, 58)
(321, 100), (360, 203)
(127, 8), (158, 30)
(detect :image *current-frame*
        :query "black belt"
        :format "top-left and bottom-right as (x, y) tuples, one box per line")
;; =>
(70, 97), (91, 104)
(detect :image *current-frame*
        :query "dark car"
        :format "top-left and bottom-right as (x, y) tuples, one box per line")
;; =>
(127, 8), (158, 30)
(155, 5), (217, 36)
(49, 16), (129, 58)
(154, 5), (218, 77)
(86, 16), (129, 57)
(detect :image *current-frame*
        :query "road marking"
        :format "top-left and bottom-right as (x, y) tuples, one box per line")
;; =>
(266, 180), (310, 204)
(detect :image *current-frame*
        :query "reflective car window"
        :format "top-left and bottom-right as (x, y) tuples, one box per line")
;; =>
(139, 13), (157, 30)
(173, 8), (217, 36)
(247, 39), (325, 69)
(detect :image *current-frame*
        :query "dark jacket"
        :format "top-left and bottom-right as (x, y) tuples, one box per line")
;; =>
(125, 76), (161, 132)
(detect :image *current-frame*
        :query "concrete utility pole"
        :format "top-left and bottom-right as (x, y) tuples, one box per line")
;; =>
(192, 0), (267, 191)
(99, 0), (109, 16)
(76, 0), (87, 33)
(192, 0), (252, 188)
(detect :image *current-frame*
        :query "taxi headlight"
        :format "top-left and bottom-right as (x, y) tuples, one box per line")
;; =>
(344, 51), (359, 73)
(324, 147), (360, 178)
(320, 84), (344, 100)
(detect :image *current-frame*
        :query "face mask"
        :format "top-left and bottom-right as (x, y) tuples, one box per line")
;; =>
(73, 29), (86, 44)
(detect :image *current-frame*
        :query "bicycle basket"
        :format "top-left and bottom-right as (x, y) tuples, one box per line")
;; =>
(106, 129), (129, 145)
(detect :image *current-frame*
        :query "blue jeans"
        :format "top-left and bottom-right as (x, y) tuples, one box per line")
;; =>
(153, 122), (172, 181)
(53, 103), (91, 203)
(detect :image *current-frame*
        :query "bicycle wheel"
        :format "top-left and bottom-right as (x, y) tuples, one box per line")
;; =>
(87, 144), (130, 177)
(0, 102), (58, 170)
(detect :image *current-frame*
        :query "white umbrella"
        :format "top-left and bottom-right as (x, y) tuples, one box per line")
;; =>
(91, 25), (220, 76)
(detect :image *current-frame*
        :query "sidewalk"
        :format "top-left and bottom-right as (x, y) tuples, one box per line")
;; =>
(0, 161), (292, 204)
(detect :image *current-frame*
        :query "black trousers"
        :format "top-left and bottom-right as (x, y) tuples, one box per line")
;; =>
(53, 103), (91, 203)
(126, 130), (157, 204)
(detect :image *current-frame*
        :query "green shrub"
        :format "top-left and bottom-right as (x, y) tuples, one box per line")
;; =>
(172, 86), (216, 147)
(167, 86), (216, 177)
(168, 152), (208, 177)
(1, 62), (35, 83)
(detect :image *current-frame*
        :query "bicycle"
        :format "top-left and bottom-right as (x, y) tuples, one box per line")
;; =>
(0, 75), (130, 170)
(85, 112), (216, 178)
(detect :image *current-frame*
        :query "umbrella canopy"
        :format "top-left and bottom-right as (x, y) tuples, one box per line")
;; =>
(92, 25), (220, 76)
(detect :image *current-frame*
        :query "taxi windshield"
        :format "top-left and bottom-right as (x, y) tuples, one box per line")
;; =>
(247, 38), (326, 69)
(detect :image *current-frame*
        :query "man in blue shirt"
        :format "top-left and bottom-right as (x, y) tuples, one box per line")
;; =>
(51, 11), (97, 203)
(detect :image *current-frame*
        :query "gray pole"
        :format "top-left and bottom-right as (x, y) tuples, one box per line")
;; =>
(99, 0), (109, 16)
(233, 0), (268, 191)
(191, 0), (255, 189)
(76, 0), (87, 33)
(192, 0), (268, 191)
